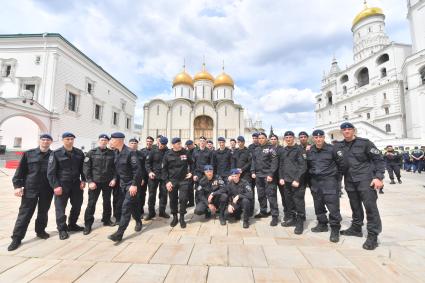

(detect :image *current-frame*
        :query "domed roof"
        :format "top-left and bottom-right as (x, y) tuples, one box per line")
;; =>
(194, 63), (214, 82)
(352, 2), (384, 27)
(214, 71), (234, 88)
(172, 67), (193, 87)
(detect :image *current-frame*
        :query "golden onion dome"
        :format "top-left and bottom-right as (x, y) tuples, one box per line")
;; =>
(172, 68), (193, 87)
(194, 63), (214, 82)
(352, 3), (384, 27)
(214, 71), (234, 88)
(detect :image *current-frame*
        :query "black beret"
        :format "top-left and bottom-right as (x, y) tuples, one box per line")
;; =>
(237, 136), (245, 142)
(185, 140), (194, 145)
(111, 132), (125, 139)
(199, 136), (206, 140)
(62, 132), (75, 139)
(40, 134), (53, 140)
(258, 132), (267, 137)
(340, 122), (354, 129)
(218, 137), (225, 142)
(251, 132), (259, 137)
(98, 134), (110, 140)
(204, 165), (214, 171)
(207, 140), (213, 144)
(160, 136), (168, 145)
(129, 138), (139, 143)
(270, 134), (278, 139)
(284, 131), (295, 137)
(171, 137), (181, 144)
(146, 136), (154, 141)
(312, 129), (325, 136)
(230, 168), (242, 175)
(298, 131), (309, 137)
(230, 138), (236, 142)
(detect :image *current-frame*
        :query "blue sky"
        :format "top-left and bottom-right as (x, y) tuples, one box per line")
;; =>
(0, 0), (412, 135)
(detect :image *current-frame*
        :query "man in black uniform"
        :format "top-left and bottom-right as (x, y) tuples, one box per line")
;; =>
(307, 130), (344, 243)
(383, 145), (402, 186)
(47, 132), (86, 240)
(82, 134), (116, 235)
(144, 136), (170, 220)
(224, 169), (253, 229)
(335, 122), (385, 250)
(185, 140), (196, 207)
(194, 165), (228, 224)
(230, 138), (237, 155)
(193, 136), (214, 206)
(251, 132), (279, 226)
(248, 133), (259, 215)
(8, 134), (54, 251)
(108, 132), (143, 242)
(278, 131), (307, 234)
(162, 137), (193, 228)
(214, 137), (232, 184)
(231, 136), (252, 183)
(207, 140), (214, 151)
(140, 136), (154, 212)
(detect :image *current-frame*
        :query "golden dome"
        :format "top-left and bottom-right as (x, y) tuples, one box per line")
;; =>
(352, 3), (384, 27)
(172, 68), (193, 87)
(214, 72), (234, 88)
(194, 63), (214, 82)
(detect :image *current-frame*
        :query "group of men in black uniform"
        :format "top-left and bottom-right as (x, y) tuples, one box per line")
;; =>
(8, 121), (385, 251)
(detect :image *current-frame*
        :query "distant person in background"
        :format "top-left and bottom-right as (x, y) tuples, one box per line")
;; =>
(402, 150), (412, 172)
(383, 145), (402, 188)
(411, 147), (424, 174)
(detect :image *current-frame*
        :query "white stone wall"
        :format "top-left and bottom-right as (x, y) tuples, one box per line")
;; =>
(408, 0), (425, 53)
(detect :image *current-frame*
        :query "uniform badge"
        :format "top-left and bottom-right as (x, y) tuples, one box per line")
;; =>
(263, 149), (269, 154)
(336, 150), (343, 157)
(370, 148), (380, 154)
(197, 186), (202, 191)
(302, 153), (307, 159)
(49, 155), (54, 163)
(218, 180), (224, 185)
(180, 155), (187, 160)
(84, 157), (90, 162)
(213, 181), (218, 186)
(245, 185), (252, 192)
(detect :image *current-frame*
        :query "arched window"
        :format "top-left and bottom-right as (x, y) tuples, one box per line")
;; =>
(377, 54), (389, 65)
(381, 68), (387, 78)
(340, 75), (349, 84)
(385, 124), (391, 133)
(357, 67), (369, 87)
(326, 91), (333, 106)
(420, 66), (425, 85)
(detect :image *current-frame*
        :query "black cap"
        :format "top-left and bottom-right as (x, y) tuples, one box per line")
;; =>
(340, 122), (354, 129)
(312, 129), (325, 136)
(111, 132), (125, 138)
(284, 131), (294, 137)
(40, 134), (53, 140)
(185, 140), (194, 146)
(62, 132), (75, 139)
(298, 131), (309, 137)
(129, 138), (139, 143)
(171, 137), (181, 144)
(218, 137), (225, 142)
(98, 134), (110, 140)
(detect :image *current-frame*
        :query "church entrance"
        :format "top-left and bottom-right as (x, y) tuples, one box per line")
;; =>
(194, 115), (213, 144)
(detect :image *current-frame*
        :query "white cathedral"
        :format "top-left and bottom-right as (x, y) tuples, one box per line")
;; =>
(315, 0), (425, 148)
(141, 63), (264, 144)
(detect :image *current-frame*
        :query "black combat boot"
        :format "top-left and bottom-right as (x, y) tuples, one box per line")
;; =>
(281, 217), (296, 227)
(270, 216), (279, 227)
(311, 222), (329, 233)
(7, 239), (21, 251)
(362, 234), (378, 250)
(68, 224), (84, 232)
(294, 218), (304, 235)
(103, 219), (114, 226)
(205, 210), (211, 219)
(379, 188), (384, 194)
(179, 213), (186, 228)
(59, 230), (69, 240)
(108, 231), (123, 242)
(330, 226), (340, 243)
(390, 179), (396, 184)
(397, 178), (402, 184)
(144, 213), (156, 221)
(83, 226), (92, 235)
(135, 221), (142, 232)
(243, 220), (249, 229)
(36, 231), (50, 239)
(170, 214), (179, 227)
(340, 225), (363, 237)
(219, 210), (226, 226)
(159, 210), (170, 218)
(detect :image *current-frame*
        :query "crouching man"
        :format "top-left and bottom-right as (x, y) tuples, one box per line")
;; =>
(194, 165), (227, 225)
(225, 169), (253, 229)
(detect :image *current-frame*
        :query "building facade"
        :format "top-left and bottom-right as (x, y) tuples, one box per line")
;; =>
(315, 0), (425, 148)
(0, 33), (137, 151)
(142, 63), (264, 144)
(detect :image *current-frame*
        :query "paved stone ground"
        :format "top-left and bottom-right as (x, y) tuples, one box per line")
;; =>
(0, 168), (424, 282)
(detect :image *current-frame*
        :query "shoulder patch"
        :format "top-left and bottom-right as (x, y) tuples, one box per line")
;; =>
(84, 157), (90, 162)
(336, 150), (343, 157)
(49, 155), (54, 163)
(302, 153), (307, 159)
(245, 185), (252, 192)
(370, 148), (380, 154)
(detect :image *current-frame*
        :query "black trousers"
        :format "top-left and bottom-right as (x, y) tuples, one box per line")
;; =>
(84, 182), (112, 227)
(139, 178), (148, 213)
(311, 190), (341, 228)
(225, 198), (251, 221)
(113, 185), (124, 222)
(194, 193), (227, 215)
(250, 177), (256, 215)
(277, 182), (289, 219)
(54, 181), (83, 231)
(147, 178), (168, 214)
(169, 180), (189, 215)
(11, 191), (53, 240)
(187, 179), (195, 206)
(284, 181), (306, 220)
(386, 164), (401, 180)
(255, 177), (279, 217)
(345, 180), (382, 236)
(117, 185), (141, 235)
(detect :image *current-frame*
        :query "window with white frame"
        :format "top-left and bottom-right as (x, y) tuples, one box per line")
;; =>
(126, 116), (132, 130)
(86, 77), (95, 94)
(1, 58), (17, 78)
(68, 92), (77, 112)
(112, 111), (119, 126)
(94, 104), (102, 120)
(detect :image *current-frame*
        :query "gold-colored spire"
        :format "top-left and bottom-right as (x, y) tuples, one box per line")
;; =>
(172, 59), (193, 87)
(214, 60), (234, 88)
(194, 57), (214, 82)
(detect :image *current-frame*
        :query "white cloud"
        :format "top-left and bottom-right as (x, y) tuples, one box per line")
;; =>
(260, 88), (316, 113)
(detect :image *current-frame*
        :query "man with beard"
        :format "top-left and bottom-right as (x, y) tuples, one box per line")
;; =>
(251, 132), (279, 226)
(8, 134), (54, 251)
(83, 134), (116, 235)
(47, 132), (86, 240)
(162, 138), (193, 228)
(144, 136), (170, 220)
